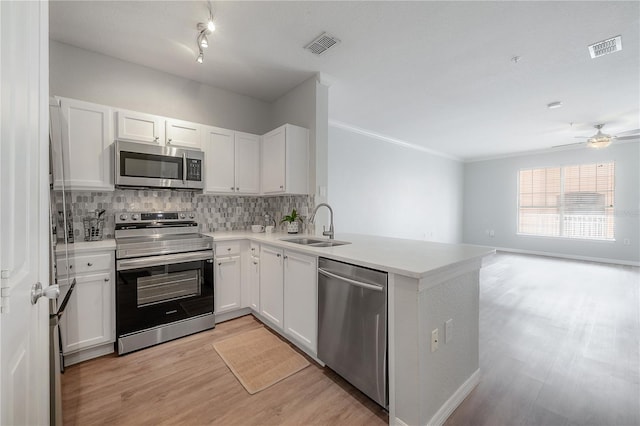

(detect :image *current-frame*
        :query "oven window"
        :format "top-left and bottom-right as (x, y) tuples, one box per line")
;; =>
(137, 270), (201, 307)
(120, 151), (182, 180)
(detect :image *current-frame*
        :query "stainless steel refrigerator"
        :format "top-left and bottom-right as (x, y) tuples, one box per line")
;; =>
(49, 97), (76, 426)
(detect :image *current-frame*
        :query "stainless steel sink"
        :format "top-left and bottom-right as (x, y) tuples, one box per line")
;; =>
(280, 237), (351, 248)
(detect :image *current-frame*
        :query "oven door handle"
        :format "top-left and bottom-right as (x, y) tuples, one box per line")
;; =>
(117, 251), (213, 271)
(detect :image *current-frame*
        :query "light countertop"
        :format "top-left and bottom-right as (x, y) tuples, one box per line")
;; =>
(54, 238), (116, 255)
(204, 231), (494, 279)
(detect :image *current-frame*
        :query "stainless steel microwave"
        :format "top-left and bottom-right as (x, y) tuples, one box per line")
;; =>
(115, 140), (204, 190)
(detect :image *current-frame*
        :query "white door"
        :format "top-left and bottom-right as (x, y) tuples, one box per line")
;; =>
(0, 1), (50, 424)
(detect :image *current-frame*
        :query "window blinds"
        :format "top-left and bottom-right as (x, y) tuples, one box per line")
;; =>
(518, 162), (615, 240)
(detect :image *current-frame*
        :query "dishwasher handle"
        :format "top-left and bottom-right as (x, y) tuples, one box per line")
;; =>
(318, 268), (384, 292)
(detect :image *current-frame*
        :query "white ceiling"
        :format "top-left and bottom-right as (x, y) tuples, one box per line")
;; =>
(49, 1), (640, 160)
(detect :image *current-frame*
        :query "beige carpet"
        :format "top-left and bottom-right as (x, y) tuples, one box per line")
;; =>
(213, 327), (310, 394)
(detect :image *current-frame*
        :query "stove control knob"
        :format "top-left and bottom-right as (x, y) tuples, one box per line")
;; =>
(131, 214), (139, 221)
(119, 214), (128, 221)
(180, 213), (186, 219)
(189, 213), (195, 219)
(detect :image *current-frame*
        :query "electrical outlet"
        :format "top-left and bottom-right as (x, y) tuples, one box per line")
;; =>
(489, 230), (495, 237)
(624, 238), (631, 246)
(445, 319), (453, 343)
(431, 328), (439, 352)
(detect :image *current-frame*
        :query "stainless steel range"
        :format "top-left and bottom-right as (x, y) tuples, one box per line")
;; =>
(115, 211), (214, 354)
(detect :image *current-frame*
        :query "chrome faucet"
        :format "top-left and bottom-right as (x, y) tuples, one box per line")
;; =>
(310, 203), (334, 239)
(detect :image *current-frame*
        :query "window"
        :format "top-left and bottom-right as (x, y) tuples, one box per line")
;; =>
(518, 162), (615, 240)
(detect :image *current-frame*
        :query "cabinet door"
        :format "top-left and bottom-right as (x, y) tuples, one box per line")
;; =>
(215, 255), (242, 313)
(284, 251), (317, 353)
(60, 271), (114, 354)
(204, 126), (235, 193)
(259, 246), (284, 328)
(116, 110), (163, 145)
(249, 255), (260, 312)
(166, 118), (201, 149)
(235, 132), (260, 194)
(58, 98), (113, 191)
(261, 126), (286, 194)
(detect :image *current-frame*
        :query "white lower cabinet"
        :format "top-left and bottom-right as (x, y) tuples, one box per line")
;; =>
(283, 251), (318, 354)
(259, 245), (284, 329)
(248, 243), (260, 312)
(215, 242), (242, 314)
(215, 255), (242, 313)
(59, 250), (115, 363)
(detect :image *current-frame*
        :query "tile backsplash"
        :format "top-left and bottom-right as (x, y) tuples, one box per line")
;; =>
(57, 189), (315, 239)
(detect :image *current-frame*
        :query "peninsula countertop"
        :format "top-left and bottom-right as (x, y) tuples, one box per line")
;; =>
(204, 231), (495, 279)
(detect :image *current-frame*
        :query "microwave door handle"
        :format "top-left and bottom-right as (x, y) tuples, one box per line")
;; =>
(182, 153), (187, 184)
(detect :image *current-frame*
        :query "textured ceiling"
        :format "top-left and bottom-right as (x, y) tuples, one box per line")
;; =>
(50, 1), (640, 160)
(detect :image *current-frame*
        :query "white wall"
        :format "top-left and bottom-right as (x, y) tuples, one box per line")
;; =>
(463, 142), (640, 264)
(50, 41), (272, 134)
(328, 125), (464, 243)
(271, 75), (330, 229)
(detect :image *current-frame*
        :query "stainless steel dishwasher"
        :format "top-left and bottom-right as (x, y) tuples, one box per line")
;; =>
(317, 257), (388, 408)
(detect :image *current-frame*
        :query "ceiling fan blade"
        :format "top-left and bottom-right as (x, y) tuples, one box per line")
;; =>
(552, 142), (586, 149)
(616, 135), (640, 141)
(615, 129), (640, 137)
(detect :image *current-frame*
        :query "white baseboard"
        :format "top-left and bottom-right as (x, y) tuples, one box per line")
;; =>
(64, 342), (114, 367)
(215, 307), (252, 323)
(493, 246), (639, 267)
(426, 369), (480, 426)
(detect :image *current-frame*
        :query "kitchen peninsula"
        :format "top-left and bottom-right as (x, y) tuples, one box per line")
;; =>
(207, 231), (494, 426)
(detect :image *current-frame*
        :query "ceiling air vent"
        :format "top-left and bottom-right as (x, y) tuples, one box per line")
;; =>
(588, 35), (622, 59)
(305, 32), (341, 55)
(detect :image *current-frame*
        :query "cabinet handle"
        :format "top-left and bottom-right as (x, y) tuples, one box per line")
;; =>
(230, 187), (235, 190)
(168, 138), (172, 143)
(154, 136), (159, 141)
(104, 277), (110, 282)
(276, 253), (281, 258)
(236, 187), (239, 191)
(279, 185), (284, 189)
(227, 248), (231, 251)
(251, 248), (255, 251)
(87, 262), (93, 266)
(69, 265), (73, 269)
(253, 261), (258, 265)
(284, 255), (288, 260)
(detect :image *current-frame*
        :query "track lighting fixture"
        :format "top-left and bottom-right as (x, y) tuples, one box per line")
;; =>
(195, 2), (216, 64)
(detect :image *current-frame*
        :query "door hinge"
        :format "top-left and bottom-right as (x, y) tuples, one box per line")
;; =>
(0, 269), (11, 314)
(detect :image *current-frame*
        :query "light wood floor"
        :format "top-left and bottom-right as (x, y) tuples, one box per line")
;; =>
(446, 253), (640, 426)
(63, 253), (640, 425)
(61, 315), (388, 425)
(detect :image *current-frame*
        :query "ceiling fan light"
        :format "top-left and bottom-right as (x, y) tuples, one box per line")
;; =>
(196, 51), (204, 64)
(587, 136), (612, 149)
(207, 19), (215, 32)
(200, 34), (208, 48)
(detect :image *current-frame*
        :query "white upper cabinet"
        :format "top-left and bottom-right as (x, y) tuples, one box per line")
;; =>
(235, 132), (260, 194)
(205, 126), (236, 193)
(165, 118), (201, 149)
(115, 109), (163, 145)
(204, 126), (260, 195)
(261, 124), (309, 195)
(56, 97), (114, 191)
(115, 110), (201, 149)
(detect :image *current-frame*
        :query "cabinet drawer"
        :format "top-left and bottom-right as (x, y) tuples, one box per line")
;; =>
(215, 241), (241, 257)
(58, 252), (113, 276)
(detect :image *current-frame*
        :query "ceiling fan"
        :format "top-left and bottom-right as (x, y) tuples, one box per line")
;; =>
(554, 124), (640, 149)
